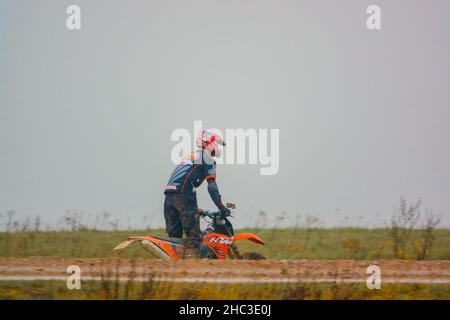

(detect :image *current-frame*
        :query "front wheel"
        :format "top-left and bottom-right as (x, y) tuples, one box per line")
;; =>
(240, 252), (266, 260)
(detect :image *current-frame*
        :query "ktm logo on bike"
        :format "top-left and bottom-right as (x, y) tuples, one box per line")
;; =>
(209, 237), (233, 245)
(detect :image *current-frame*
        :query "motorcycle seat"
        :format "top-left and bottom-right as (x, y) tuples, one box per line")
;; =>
(152, 235), (186, 245)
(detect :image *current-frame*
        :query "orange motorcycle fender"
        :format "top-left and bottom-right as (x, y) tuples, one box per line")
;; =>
(232, 233), (265, 245)
(128, 236), (180, 261)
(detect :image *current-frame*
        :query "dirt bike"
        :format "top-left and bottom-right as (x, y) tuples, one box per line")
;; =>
(113, 204), (266, 261)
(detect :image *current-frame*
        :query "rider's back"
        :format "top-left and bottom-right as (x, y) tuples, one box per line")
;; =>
(164, 150), (216, 196)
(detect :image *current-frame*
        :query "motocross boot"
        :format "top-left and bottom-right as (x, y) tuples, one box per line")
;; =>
(183, 247), (200, 259)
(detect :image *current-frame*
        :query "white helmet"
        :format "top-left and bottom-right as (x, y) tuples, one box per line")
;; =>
(196, 129), (225, 157)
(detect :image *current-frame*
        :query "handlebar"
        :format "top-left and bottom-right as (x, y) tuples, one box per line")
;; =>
(198, 203), (235, 219)
(199, 210), (228, 219)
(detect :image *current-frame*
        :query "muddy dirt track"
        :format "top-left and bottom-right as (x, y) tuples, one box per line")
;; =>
(0, 257), (449, 283)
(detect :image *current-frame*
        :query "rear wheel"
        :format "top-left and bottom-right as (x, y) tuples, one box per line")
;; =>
(240, 252), (266, 260)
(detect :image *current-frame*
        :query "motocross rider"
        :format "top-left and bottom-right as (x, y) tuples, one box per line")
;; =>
(163, 129), (230, 257)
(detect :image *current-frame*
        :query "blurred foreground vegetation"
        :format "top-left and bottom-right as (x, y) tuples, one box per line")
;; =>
(1, 280), (449, 300)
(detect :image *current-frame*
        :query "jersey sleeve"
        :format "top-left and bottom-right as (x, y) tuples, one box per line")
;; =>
(203, 160), (217, 181)
(203, 160), (225, 210)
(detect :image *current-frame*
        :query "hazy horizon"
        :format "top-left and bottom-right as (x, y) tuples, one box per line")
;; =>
(1, 1), (449, 229)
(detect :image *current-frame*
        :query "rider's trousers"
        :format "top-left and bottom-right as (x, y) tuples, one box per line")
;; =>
(163, 193), (202, 250)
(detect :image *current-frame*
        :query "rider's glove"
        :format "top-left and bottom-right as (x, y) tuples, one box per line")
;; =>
(220, 207), (231, 217)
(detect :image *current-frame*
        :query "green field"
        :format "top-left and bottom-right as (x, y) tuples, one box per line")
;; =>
(1, 280), (449, 300)
(1, 228), (449, 300)
(1, 228), (449, 260)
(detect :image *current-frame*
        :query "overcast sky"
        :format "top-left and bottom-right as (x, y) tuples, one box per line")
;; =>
(1, 0), (449, 229)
